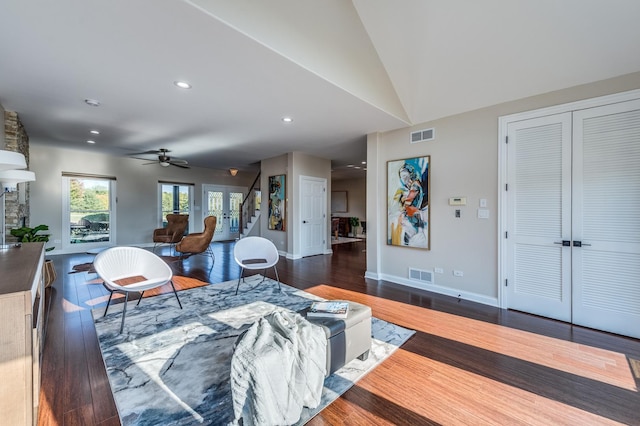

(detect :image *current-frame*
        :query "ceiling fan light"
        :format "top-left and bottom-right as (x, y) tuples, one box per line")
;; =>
(160, 161), (170, 167)
(229, 168), (238, 176)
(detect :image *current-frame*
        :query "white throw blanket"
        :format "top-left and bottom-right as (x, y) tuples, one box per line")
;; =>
(230, 310), (327, 426)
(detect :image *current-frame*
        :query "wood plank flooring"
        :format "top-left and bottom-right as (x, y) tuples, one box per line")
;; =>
(37, 241), (640, 425)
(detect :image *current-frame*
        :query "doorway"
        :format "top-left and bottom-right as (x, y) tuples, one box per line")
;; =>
(203, 184), (244, 241)
(500, 93), (640, 339)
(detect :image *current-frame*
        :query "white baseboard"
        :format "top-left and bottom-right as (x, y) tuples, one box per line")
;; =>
(365, 271), (499, 307)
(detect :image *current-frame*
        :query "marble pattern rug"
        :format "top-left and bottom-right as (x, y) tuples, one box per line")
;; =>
(92, 276), (415, 425)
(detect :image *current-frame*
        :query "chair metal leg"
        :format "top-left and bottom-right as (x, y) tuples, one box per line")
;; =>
(170, 280), (183, 309)
(235, 268), (245, 295)
(119, 292), (129, 334)
(273, 266), (281, 291)
(103, 290), (114, 317)
(206, 246), (215, 274)
(137, 291), (145, 306)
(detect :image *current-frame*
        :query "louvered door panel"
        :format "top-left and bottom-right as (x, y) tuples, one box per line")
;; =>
(572, 99), (640, 338)
(506, 113), (572, 321)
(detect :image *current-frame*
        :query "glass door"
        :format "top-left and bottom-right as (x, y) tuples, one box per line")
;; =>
(203, 185), (244, 241)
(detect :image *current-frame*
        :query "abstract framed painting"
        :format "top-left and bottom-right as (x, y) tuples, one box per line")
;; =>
(387, 156), (430, 249)
(268, 174), (286, 231)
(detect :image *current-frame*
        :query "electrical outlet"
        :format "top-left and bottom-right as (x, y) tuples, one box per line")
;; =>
(434, 267), (444, 274)
(453, 270), (464, 277)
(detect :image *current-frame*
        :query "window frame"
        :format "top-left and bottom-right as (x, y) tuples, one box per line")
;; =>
(62, 175), (117, 251)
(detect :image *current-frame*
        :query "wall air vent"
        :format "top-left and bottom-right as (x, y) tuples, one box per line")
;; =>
(410, 128), (435, 143)
(409, 268), (434, 285)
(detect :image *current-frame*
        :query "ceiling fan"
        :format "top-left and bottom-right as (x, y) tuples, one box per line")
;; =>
(130, 148), (190, 169)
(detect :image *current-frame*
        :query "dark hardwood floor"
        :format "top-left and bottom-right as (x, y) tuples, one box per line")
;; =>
(38, 240), (640, 425)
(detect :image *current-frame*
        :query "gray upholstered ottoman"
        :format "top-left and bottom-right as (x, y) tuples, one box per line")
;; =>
(304, 300), (372, 376)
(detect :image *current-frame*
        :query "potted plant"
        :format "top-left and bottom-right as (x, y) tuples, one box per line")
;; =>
(11, 224), (55, 251)
(348, 217), (360, 237)
(11, 224), (57, 287)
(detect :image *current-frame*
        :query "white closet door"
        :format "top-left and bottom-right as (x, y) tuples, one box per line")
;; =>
(506, 113), (573, 321)
(572, 99), (640, 338)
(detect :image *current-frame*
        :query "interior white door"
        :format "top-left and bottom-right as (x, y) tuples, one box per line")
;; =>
(571, 99), (640, 338)
(203, 185), (244, 241)
(300, 176), (326, 257)
(506, 113), (573, 322)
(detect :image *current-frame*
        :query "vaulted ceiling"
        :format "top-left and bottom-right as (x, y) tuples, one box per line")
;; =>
(1, 0), (639, 178)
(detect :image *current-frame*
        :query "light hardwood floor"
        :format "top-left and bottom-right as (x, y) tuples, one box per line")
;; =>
(38, 241), (640, 425)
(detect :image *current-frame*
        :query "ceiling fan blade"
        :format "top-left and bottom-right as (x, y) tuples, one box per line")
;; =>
(128, 150), (162, 156)
(171, 163), (190, 169)
(169, 159), (188, 165)
(140, 161), (157, 165)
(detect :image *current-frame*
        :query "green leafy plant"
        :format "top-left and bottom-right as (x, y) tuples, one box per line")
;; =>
(349, 217), (360, 235)
(10, 224), (54, 251)
(349, 217), (360, 228)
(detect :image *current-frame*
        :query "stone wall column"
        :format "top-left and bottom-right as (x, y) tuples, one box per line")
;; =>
(3, 111), (30, 243)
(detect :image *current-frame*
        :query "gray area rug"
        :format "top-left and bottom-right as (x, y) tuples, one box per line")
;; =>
(330, 237), (364, 245)
(92, 276), (415, 425)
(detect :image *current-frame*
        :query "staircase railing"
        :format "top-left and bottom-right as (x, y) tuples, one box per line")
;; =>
(239, 171), (261, 236)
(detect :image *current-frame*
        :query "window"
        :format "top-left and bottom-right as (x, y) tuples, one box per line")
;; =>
(63, 175), (116, 249)
(159, 183), (193, 231)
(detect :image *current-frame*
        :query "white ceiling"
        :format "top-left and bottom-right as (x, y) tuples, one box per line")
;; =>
(1, 0), (639, 179)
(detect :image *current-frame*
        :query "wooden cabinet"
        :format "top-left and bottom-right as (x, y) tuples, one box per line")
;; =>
(331, 217), (351, 238)
(0, 243), (45, 425)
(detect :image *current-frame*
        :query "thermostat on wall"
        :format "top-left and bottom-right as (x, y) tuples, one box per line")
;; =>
(448, 197), (467, 206)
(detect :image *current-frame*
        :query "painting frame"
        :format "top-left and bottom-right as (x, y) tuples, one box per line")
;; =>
(387, 155), (430, 250)
(331, 190), (348, 213)
(268, 174), (286, 231)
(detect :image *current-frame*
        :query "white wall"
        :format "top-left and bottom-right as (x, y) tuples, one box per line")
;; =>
(29, 144), (253, 254)
(0, 104), (5, 145)
(260, 152), (331, 258)
(260, 154), (288, 253)
(367, 71), (640, 305)
(289, 151), (331, 257)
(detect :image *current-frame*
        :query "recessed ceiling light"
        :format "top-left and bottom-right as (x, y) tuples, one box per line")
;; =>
(87, 140), (96, 144)
(174, 81), (192, 89)
(361, 161), (366, 165)
(282, 116), (293, 123)
(347, 164), (354, 167)
(84, 99), (101, 107)
(90, 130), (100, 135)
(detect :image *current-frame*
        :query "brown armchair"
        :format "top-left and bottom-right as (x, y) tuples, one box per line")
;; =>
(153, 214), (189, 254)
(176, 216), (216, 272)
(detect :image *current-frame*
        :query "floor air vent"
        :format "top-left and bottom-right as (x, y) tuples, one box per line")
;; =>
(409, 268), (434, 285)
(410, 128), (435, 143)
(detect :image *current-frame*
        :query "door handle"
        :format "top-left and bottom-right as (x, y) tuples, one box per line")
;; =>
(302, 220), (308, 224)
(573, 241), (592, 247)
(554, 240), (571, 246)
